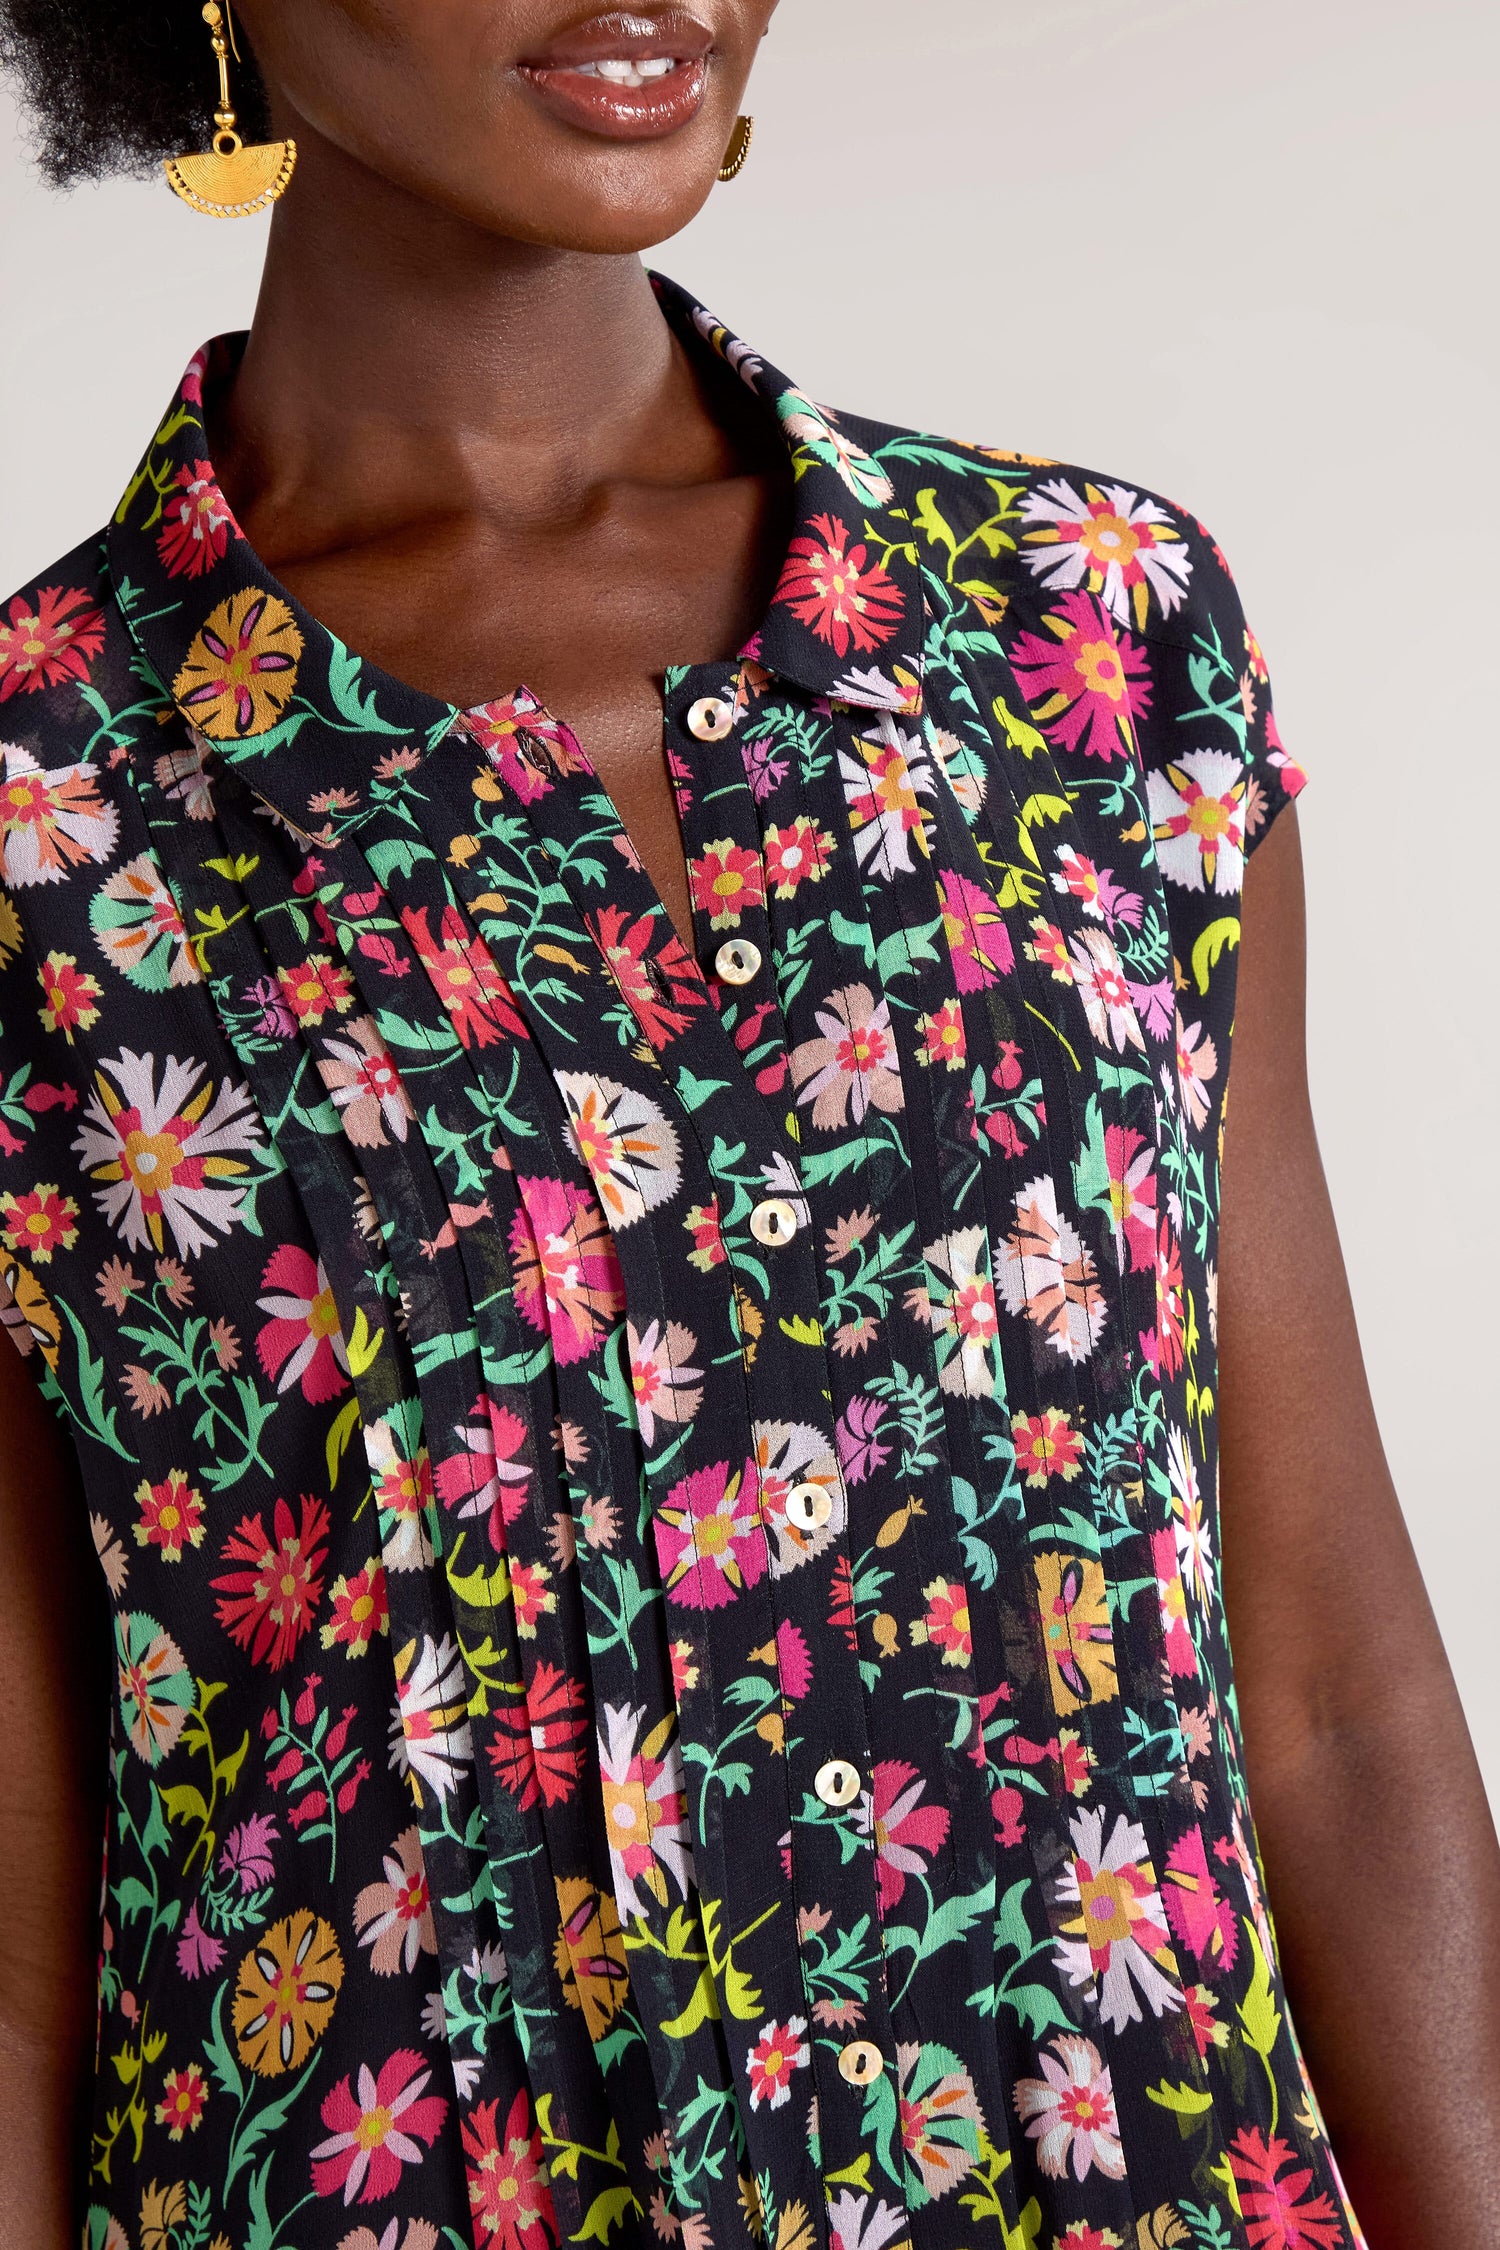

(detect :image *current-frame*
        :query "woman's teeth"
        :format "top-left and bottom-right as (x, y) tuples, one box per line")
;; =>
(572, 57), (679, 85)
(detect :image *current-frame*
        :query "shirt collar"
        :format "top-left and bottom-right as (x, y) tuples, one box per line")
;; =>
(106, 273), (926, 837)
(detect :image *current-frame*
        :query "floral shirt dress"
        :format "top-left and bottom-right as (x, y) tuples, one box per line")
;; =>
(0, 272), (1365, 2250)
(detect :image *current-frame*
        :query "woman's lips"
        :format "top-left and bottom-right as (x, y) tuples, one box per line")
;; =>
(517, 55), (709, 139)
(516, 10), (713, 140)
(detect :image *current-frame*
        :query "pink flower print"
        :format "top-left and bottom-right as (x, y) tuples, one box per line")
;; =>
(175, 1902), (226, 1981)
(310, 2047), (448, 2206)
(1162, 1825), (1238, 1975)
(1104, 1124), (1157, 1274)
(220, 1812), (279, 1893)
(1150, 1526), (1198, 1679)
(835, 1393), (892, 1487)
(510, 1176), (624, 1363)
(434, 1394), (532, 1551)
(652, 1459), (767, 1610)
(1009, 589), (1151, 761)
(1013, 2032), (1125, 2181)
(789, 983), (905, 1132)
(255, 1245), (351, 1405)
(867, 1759), (951, 1916)
(937, 869), (1014, 992)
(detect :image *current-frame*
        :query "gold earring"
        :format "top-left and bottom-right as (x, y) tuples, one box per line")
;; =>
(164, 2), (296, 218)
(718, 115), (754, 183)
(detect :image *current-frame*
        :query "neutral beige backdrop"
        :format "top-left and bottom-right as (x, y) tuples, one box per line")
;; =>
(3, 0), (1498, 1798)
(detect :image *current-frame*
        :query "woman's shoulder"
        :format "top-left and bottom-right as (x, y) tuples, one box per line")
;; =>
(0, 526), (150, 856)
(0, 530), (161, 1036)
(822, 396), (1259, 663)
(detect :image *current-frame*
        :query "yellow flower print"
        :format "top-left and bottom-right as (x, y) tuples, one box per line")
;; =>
(172, 588), (303, 740)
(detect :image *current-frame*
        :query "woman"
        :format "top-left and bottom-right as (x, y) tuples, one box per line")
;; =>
(0, 3), (1496, 2245)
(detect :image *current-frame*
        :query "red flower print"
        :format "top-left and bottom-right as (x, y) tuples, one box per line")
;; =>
(869, 1759), (951, 1916)
(462, 2087), (557, 2250)
(401, 904), (524, 1047)
(134, 1468), (206, 1561)
(683, 1198), (725, 1273)
(508, 1558), (555, 1638)
(653, 1458), (767, 1610)
(321, 1560), (389, 1655)
(1228, 2127), (1346, 2249)
(212, 1494), (331, 1670)
(154, 2061), (209, 2140)
(488, 1661), (587, 1809)
(938, 870), (1014, 993)
(276, 955), (355, 1028)
(1011, 1407), (1084, 1487)
(310, 2047), (448, 2205)
(1009, 590), (1152, 761)
(916, 998), (966, 1070)
(1162, 1824), (1238, 1973)
(510, 1176), (624, 1364)
(914, 1577), (972, 1668)
(585, 904), (704, 1049)
(156, 461), (235, 579)
(0, 583), (106, 699)
(763, 814), (835, 898)
(688, 838), (766, 930)
(773, 512), (905, 657)
(38, 950), (103, 1042)
(434, 1391), (532, 1547)
(0, 1182), (79, 1263)
(256, 1245), (351, 1404)
(745, 2014), (810, 2110)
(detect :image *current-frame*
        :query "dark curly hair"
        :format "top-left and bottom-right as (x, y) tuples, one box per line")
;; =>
(0, 0), (271, 185)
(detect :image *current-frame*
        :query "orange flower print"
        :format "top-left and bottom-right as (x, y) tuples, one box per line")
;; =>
(232, 1909), (344, 2076)
(0, 744), (119, 888)
(172, 588), (304, 739)
(996, 1175), (1107, 1364)
(1034, 1552), (1118, 1715)
(552, 1875), (630, 2040)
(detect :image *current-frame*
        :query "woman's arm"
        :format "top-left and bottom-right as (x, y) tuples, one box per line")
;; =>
(0, 1335), (109, 2249)
(1219, 806), (1500, 2238)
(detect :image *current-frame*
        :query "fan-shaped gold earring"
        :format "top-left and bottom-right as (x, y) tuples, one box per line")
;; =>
(164, 2), (297, 219)
(718, 115), (754, 183)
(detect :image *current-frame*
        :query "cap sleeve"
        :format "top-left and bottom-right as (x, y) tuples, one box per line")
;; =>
(1232, 595), (1306, 863)
(1132, 516), (1306, 899)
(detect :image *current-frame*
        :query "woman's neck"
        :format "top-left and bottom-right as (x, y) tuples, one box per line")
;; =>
(213, 126), (716, 568)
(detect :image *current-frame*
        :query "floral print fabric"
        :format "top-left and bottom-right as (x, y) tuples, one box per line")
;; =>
(0, 272), (1363, 2250)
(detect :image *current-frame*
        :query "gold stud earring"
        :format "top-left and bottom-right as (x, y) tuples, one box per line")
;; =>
(718, 114), (754, 183)
(164, 2), (296, 218)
